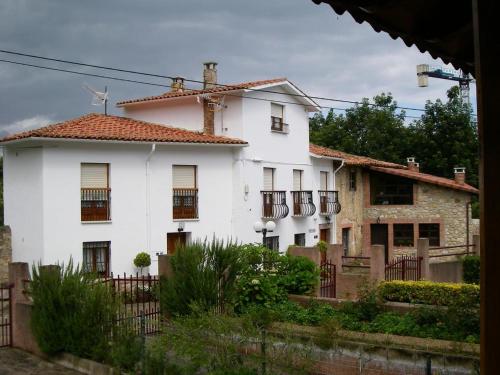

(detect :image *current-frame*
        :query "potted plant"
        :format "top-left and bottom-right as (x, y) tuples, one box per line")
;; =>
(133, 252), (151, 276)
(316, 240), (328, 263)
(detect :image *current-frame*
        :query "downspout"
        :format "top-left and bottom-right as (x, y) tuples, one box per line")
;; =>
(146, 144), (156, 252)
(332, 160), (345, 244)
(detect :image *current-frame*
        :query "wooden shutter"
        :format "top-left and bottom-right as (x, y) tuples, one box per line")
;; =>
(263, 168), (274, 190)
(173, 165), (196, 188)
(293, 170), (302, 190)
(271, 103), (283, 118)
(320, 171), (328, 190)
(81, 163), (108, 188)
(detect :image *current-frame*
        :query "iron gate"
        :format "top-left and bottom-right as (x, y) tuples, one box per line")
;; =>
(385, 255), (422, 281)
(0, 284), (12, 347)
(320, 261), (336, 298)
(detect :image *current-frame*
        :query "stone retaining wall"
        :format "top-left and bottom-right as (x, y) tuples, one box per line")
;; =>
(0, 226), (12, 284)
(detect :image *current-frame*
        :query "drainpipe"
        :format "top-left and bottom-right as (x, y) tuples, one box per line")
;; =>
(146, 144), (157, 252)
(332, 160), (345, 244)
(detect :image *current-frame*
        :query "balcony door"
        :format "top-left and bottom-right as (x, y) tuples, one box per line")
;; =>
(172, 165), (198, 219)
(263, 168), (275, 217)
(81, 163), (110, 221)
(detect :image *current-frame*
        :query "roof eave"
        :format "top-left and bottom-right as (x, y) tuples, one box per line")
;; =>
(309, 152), (344, 162)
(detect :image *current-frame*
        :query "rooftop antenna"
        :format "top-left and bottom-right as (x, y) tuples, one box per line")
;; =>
(83, 84), (109, 115)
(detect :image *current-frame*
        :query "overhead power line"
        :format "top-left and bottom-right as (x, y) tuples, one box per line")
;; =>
(0, 57), (426, 119)
(0, 48), (440, 113)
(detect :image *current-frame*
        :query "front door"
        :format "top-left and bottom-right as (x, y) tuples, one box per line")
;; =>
(370, 224), (389, 263)
(342, 228), (350, 256)
(320, 228), (330, 243)
(167, 232), (187, 254)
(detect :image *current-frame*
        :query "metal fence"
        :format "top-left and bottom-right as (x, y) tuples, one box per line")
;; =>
(0, 284), (12, 347)
(429, 244), (474, 259)
(385, 255), (422, 281)
(320, 261), (336, 298)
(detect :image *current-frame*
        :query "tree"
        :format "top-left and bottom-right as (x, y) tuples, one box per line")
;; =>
(310, 93), (411, 164)
(407, 86), (479, 186)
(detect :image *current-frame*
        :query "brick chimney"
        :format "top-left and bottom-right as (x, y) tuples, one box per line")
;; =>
(407, 157), (420, 172)
(454, 167), (466, 184)
(203, 62), (218, 89)
(202, 62), (217, 134)
(170, 76), (185, 92)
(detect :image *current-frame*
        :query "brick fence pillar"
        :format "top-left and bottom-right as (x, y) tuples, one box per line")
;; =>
(158, 254), (174, 278)
(472, 234), (480, 256)
(327, 244), (343, 268)
(370, 245), (385, 282)
(417, 238), (430, 280)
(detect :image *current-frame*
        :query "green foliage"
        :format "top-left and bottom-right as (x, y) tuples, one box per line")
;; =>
(30, 260), (119, 361)
(279, 255), (319, 295)
(109, 322), (142, 372)
(0, 157), (3, 226)
(133, 251), (151, 269)
(378, 280), (480, 306)
(160, 239), (243, 316)
(315, 240), (328, 253)
(463, 255), (480, 284)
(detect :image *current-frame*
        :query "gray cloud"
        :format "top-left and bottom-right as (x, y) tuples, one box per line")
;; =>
(0, 0), (475, 134)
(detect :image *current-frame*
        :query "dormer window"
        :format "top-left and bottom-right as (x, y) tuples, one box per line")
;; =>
(271, 103), (288, 133)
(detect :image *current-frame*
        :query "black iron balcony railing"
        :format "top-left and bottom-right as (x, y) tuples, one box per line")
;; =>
(291, 191), (316, 217)
(261, 191), (289, 219)
(173, 188), (198, 219)
(271, 116), (289, 133)
(81, 188), (111, 221)
(318, 190), (341, 215)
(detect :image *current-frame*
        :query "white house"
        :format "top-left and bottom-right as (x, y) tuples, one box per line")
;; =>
(1, 62), (344, 275)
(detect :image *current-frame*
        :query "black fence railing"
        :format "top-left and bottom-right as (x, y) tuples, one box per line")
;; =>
(318, 190), (341, 215)
(173, 188), (198, 219)
(320, 261), (336, 298)
(261, 191), (289, 219)
(0, 284), (12, 347)
(81, 188), (111, 221)
(385, 255), (422, 281)
(291, 191), (316, 217)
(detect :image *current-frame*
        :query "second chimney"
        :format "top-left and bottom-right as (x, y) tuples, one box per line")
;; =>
(407, 157), (420, 172)
(203, 62), (218, 89)
(171, 76), (185, 92)
(454, 167), (466, 184)
(202, 62), (218, 134)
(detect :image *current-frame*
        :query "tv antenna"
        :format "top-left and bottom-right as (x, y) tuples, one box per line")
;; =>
(83, 84), (109, 115)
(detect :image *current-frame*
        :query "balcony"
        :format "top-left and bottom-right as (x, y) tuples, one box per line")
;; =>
(270, 116), (289, 133)
(81, 188), (111, 221)
(173, 188), (198, 219)
(261, 191), (289, 219)
(318, 190), (341, 215)
(291, 191), (316, 217)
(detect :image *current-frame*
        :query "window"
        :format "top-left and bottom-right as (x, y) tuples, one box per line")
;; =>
(263, 167), (275, 190)
(81, 163), (110, 221)
(320, 171), (328, 190)
(293, 169), (303, 191)
(370, 172), (413, 205)
(271, 103), (287, 132)
(419, 223), (440, 246)
(264, 236), (279, 251)
(172, 165), (198, 219)
(83, 241), (110, 277)
(393, 224), (414, 247)
(294, 233), (306, 246)
(349, 169), (357, 191)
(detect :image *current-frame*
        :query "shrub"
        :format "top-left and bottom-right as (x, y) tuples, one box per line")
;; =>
(463, 255), (480, 284)
(279, 255), (319, 295)
(378, 280), (480, 306)
(30, 260), (119, 361)
(316, 240), (328, 253)
(134, 252), (151, 271)
(160, 239), (242, 316)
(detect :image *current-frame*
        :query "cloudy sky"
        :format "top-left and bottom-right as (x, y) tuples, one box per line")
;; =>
(0, 0), (475, 136)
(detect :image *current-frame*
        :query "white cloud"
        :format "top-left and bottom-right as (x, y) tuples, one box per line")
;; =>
(0, 115), (54, 137)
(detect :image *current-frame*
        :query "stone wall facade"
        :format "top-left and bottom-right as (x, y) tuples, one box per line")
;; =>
(0, 226), (12, 283)
(336, 167), (475, 258)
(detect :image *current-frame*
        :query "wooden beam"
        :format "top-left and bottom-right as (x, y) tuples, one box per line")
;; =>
(473, 0), (500, 373)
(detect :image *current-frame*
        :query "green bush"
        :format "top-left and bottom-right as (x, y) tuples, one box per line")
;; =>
(463, 255), (480, 284)
(109, 322), (142, 372)
(160, 239), (243, 316)
(30, 260), (119, 361)
(134, 251), (151, 271)
(378, 280), (480, 306)
(279, 255), (319, 295)
(316, 240), (328, 253)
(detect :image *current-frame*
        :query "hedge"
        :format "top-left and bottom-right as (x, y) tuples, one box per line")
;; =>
(378, 280), (480, 307)
(463, 256), (480, 284)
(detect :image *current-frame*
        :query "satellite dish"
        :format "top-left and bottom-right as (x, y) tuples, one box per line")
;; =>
(83, 84), (109, 106)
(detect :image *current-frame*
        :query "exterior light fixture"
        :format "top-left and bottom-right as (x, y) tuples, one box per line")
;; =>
(178, 222), (185, 232)
(253, 220), (276, 245)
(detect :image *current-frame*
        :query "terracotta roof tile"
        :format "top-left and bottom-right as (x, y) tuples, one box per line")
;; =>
(0, 113), (248, 145)
(116, 78), (287, 106)
(370, 166), (479, 194)
(310, 143), (406, 168)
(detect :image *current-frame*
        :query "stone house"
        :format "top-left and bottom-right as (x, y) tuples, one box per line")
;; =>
(310, 144), (479, 260)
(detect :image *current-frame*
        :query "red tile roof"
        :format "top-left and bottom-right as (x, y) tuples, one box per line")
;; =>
(310, 143), (406, 169)
(310, 143), (478, 194)
(370, 166), (479, 194)
(0, 113), (248, 145)
(116, 78), (288, 106)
